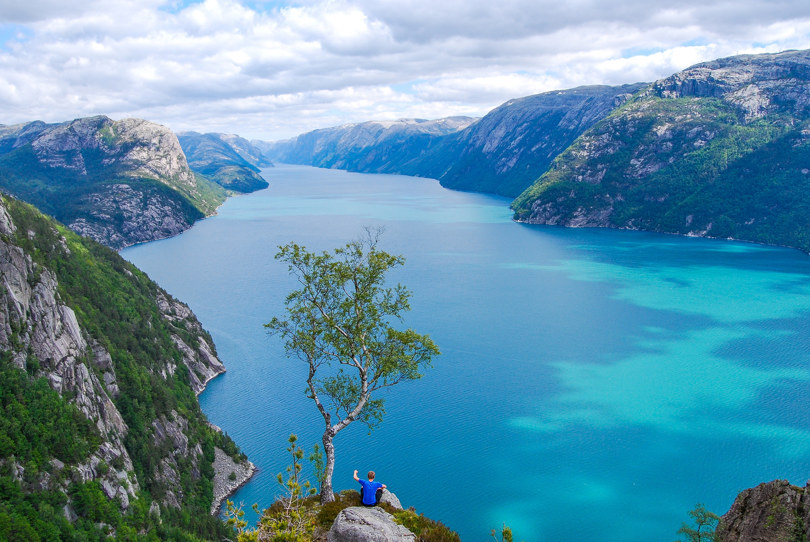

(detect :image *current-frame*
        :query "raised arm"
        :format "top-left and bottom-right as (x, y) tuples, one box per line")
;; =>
(353, 469), (360, 482)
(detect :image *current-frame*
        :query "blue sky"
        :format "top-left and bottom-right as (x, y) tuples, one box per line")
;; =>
(1, 0), (810, 140)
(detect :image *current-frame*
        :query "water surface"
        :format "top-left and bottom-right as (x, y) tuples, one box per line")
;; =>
(123, 164), (810, 541)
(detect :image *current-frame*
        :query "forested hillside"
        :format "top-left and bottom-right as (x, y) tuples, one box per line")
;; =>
(0, 195), (247, 540)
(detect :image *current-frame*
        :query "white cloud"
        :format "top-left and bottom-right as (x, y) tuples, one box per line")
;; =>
(0, 0), (809, 139)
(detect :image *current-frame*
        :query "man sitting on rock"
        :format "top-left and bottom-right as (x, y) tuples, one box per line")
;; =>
(354, 469), (386, 506)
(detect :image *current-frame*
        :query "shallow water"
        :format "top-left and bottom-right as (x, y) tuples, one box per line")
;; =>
(122, 164), (810, 541)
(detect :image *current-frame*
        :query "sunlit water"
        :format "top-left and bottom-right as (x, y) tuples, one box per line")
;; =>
(122, 164), (810, 541)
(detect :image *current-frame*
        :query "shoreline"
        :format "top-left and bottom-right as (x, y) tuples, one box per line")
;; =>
(210, 446), (257, 515)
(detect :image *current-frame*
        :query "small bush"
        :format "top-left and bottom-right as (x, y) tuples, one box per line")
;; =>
(315, 492), (362, 526)
(394, 508), (460, 542)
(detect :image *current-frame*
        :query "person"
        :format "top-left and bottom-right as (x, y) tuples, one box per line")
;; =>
(354, 469), (386, 506)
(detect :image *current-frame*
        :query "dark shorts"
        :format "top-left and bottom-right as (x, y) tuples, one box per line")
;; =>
(360, 487), (383, 506)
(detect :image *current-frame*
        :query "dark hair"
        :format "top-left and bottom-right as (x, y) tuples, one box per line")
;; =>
(368, 471), (375, 480)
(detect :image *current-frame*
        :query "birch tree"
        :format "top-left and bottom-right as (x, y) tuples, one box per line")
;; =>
(265, 230), (439, 503)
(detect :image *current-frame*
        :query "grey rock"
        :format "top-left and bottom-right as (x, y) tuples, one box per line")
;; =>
(512, 48), (810, 253)
(210, 447), (256, 514)
(379, 489), (403, 511)
(327, 506), (416, 542)
(718, 479), (810, 542)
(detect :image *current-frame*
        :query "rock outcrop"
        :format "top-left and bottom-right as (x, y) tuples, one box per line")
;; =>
(0, 115), (226, 249)
(327, 506), (416, 542)
(379, 489), (403, 511)
(210, 446), (256, 514)
(718, 480), (810, 542)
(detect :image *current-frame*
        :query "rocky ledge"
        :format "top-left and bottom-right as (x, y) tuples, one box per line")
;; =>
(328, 506), (415, 542)
(210, 446), (257, 515)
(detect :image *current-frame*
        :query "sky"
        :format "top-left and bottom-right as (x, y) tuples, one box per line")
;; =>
(1, 0), (810, 141)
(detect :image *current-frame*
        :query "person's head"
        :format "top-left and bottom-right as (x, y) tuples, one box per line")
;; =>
(367, 471), (375, 481)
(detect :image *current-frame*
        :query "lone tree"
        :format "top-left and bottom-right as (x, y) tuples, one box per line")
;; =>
(266, 230), (439, 503)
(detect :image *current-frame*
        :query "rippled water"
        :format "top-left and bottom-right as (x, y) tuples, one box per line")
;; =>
(122, 164), (810, 541)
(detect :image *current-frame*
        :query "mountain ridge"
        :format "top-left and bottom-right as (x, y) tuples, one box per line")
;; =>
(512, 48), (810, 252)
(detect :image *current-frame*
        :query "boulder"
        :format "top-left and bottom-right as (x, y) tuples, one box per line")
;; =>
(379, 489), (403, 511)
(327, 506), (415, 542)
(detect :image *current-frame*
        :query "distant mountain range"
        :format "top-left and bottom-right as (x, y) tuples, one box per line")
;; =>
(2, 50), (809, 253)
(260, 49), (810, 252)
(258, 116), (475, 176)
(260, 85), (644, 198)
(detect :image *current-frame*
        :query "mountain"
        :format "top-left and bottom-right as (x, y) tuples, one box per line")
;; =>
(177, 131), (271, 193)
(0, 194), (249, 540)
(259, 86), (644, 198)
(512, 49), (810, 252)
(0, 116), (227, 250)
(260, 117), (476, 173)
(423, 84), (646, 197)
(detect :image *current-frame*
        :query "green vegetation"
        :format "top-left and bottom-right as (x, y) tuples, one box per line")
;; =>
(177, 132), (269, 194)
(0, 358), (101, 468)
(490, 524), (514, 542)
(0, 196), (243, 540)
(677, 503), (720, 542)
(393, 509), (461, 542)
(266, 229), (439, 503)
(512, 92), (810, 253)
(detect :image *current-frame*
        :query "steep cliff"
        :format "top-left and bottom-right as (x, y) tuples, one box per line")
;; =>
(0, 194), (247, 540)
(512, 49), (810, 252)
(0, 116), (227, 249)
(178, 131), (271, 193)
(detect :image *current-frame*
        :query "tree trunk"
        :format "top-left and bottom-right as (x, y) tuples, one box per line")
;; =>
(320, 430), (336, 504)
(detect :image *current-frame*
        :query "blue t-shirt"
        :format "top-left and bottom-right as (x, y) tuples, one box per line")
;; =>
(358, 479), (383, 505)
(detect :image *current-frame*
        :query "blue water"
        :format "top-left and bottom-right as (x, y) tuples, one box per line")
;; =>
(122, 164), (810, 541)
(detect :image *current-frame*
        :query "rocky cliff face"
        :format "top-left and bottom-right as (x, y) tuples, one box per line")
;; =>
(719, 480), (810, 542)
(0, 116), (226, 249)
(0, 194), (246, 535)
(178, 131), (271, 193)
(0, 199), (138, 511)
(512, 49), (810, 253)
(432, 84), (645, 196)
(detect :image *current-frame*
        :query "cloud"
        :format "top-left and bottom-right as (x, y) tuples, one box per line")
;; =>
(0, 0), (809, 139)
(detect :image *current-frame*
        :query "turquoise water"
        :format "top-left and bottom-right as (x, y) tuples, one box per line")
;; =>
(122, 164), (810, 541)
